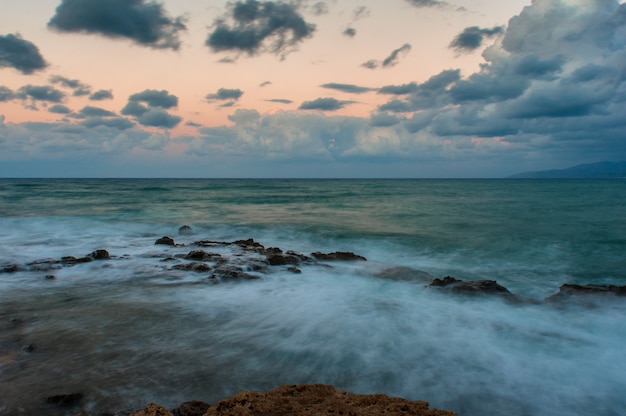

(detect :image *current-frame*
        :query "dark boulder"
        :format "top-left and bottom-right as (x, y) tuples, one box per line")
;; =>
(267, 253), (301, 266)
(429, 276), (511, 296)
(311, 251), (367, 261)
(90, 249), (110, 260)
(178, 225), (193, 235)
(61, 256), (93, 266)
(1, 264), (22, 273)
(172, 400), (211, 416)
(156, 236), (176, 246)
(212, 265), (259, 281)
(375, 266), (436, 282)
(235, 238), (266, 252)
(46, 392), (84, 407)
(184, 250), (222, 262)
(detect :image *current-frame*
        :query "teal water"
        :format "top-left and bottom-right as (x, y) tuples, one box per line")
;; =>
(1, 179), (625, 415)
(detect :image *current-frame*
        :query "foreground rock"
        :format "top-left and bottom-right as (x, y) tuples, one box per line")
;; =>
(312, 251), (367, 261)
(130, 384), (458, 416)
(547, 283), (626, 301)
(430, 276), (512, 296)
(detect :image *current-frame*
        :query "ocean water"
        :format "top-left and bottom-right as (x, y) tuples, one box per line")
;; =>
(0, 178), (625, 416)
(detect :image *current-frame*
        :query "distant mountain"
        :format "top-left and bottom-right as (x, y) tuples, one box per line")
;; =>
(508, 161), (626, 178)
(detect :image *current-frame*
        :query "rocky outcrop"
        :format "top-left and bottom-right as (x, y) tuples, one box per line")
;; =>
(430, 276), (512, 296)
(130, 384), (458, 416)
(156, 236), (176, 246)
(547, 283), (626, 301)
(311, 251), (367, 261)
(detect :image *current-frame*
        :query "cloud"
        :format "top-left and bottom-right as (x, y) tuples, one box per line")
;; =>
(311, 2), (329, 16)
(206, 88), (244, 102)
(122, 89), (180, 128)
(50, 75), (92, 96)
(135, 108), (182, 128)
(47, 0), (187, 50)
(186, 121), (202, 127)
(206, 0), (316, 58)
(369, 112), (404, 127)
(378, 82), (419, 95)
(266, 98), (293, 104)
(320, 83), (373, 94)
(89, 89), (113, 101)
(17, 85), (66, 103)
(352, 6), (370, 21)
(404, 0), (447, 7)
(0, 86), (15, 102)
(49, 104), (72, 114)
(81, 116), (135, 130)
(128, 89), (178, 108)
(299, 97), (354, 111)
(259, 81), (272, 87)
(450, 26), (504, 52)
(78, 105), (116, 118)
(0, 34), (48, 74)
(362, 43), (412, 69)
(343, 27), (356, 37)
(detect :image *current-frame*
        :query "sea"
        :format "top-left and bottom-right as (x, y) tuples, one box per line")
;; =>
(0, 178), (625, 416)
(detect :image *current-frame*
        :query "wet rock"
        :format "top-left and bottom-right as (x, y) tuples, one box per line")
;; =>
(131, 403), (173, 416)
(172, 400), (211, 416)
(202, 384), (458, 416)
(172, 262), (212, 273)
(374, 266), (436, 282)
(235, 238), (266, 252)
(430, 276), (511, 296)
(266, 253), (301, 266)
(46, 392), (84, 407)
(212, 265), (259, 281)
(184, 250), (222, 262)
(90, 249), (110, 260)
(1, 264), (22, 273)
(61, 256), (93, 266)
(287, 266), (302, 274)
(23, 343), (36, 353)
(178, 225), (193, 235)
(547, 283), (626, 301)
(312, 251), (367, 261)
(45, 274), (56, 280)
(156, 236), (176, 246)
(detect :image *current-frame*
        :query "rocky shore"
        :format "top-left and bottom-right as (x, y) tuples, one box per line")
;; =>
(2, 226), (624, 304)
(129, 384), (459, 416)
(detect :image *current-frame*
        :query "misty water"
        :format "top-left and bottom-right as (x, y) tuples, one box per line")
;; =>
(1, 179), (625, 416)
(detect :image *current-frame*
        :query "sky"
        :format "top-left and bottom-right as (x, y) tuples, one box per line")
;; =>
(1, 0), (626, 178)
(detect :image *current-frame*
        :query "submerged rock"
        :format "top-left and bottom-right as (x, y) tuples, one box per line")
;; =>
(183, 250), (222, 262)
(1, 264), (22, 273)
(172, 400), (211, 416)
(90, 249), (110, 260)
(172, 262), (212, 273)
(311, 251), (367, 261)
(178, 225), (193, 235)
(156, 236), (176, 246)
(547, 283), (626, 301)
(46, 392), (84, 407)
(430, 276), (511, 296)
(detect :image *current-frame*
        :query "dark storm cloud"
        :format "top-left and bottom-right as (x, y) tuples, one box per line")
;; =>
(378, 82), (419, 95)
(89, 89), (113, 100)
(450, 26), (504, 52)
(206, 88), (244, 101)
(0, 34), (48, 74)
(266, 98), (293, 104)
(378, 69), (460, 112)
(449, 72), (529, 103)
(369, 112), (403, 127)
(206, 0), (316, 58)
(343, 27), (356, 37)
(128, 89), (178, 108)
(47, 0), (187, 50)
(48, 104), (72, 114)
(512, 54), (565, 79)
(299, 97), (354, 111)
(0, 86), (15, 101)
(136, 108), (182, 128)
(321, 83), (373, 94)
(78, 105), (116, 117)
(17, 85), (66, 103)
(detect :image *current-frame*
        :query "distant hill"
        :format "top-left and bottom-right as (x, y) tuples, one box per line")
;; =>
(508, 161), (626, 178)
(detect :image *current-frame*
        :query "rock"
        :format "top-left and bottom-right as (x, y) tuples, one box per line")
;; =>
(202, 384), (458, 416)
(547, 283), (626, 301)
(90, 249), (110, 260)
(172, 262), (212, 273)
(156, 236), (176, 246)
(266, 253), (300, 266)
(46, 392), (84, 407)
(1, 264), (22, 273)
(429, 276), (511, 296)
(61, 256), (93, 266)
(374, 266), (436, 282)
(130, 403), (173, 416)
(178, 225), (193, 235)
(172, 400), (211, 416)
(212, 265), (259, 281)
(23, 343), (36, 353)
(184, 250), (222, 262)
(287, 266), (302, 274)
(312, 251), (367, 261)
